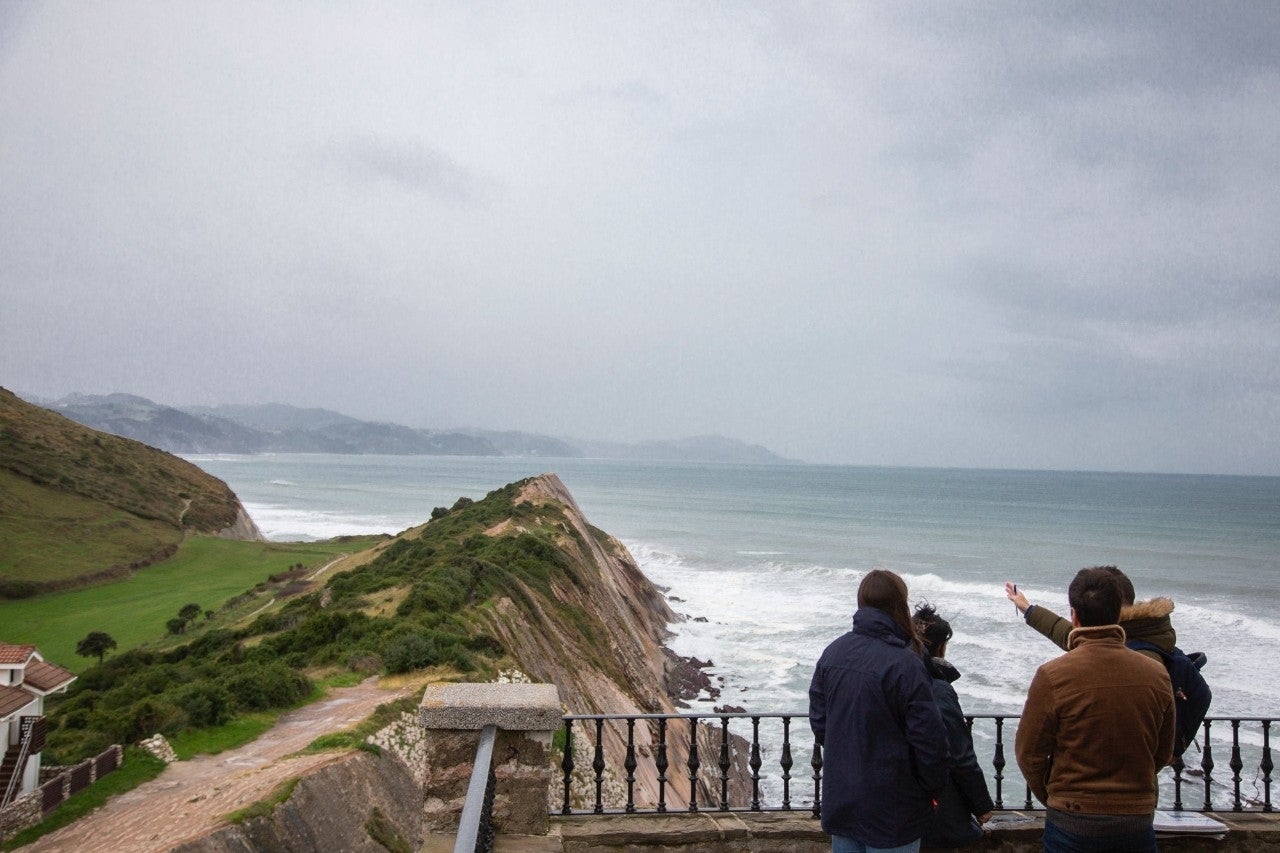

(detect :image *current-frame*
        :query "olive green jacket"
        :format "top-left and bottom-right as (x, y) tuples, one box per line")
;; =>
(1024, 597), (1177, 662)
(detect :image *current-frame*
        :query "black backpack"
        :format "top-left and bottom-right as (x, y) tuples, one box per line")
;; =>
(1127, 639), (1212, 757)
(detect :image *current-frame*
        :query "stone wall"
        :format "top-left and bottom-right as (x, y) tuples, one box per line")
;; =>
(137, 733), (178, 764)
(364, 711), (426, 785)
(0, 791), (41, 844)
(419, 682), (561, 839)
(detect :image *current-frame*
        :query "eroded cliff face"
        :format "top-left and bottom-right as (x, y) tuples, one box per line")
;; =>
(476, 474), (749, 810)
(214, 505), (265, 541)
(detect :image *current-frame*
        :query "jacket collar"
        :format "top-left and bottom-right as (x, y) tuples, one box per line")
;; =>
(927, 656), (961, 683)
(852, 606), (909, 647)
(1067, 623), (1126, 650)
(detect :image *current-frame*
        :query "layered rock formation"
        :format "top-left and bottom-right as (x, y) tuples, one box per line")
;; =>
(472, 474), (749, 811)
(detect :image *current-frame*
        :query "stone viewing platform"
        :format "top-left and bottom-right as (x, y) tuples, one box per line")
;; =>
(418, 683), (1280, 852)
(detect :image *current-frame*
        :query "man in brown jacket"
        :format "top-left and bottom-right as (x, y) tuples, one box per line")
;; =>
(1015, 567), (1175, 853)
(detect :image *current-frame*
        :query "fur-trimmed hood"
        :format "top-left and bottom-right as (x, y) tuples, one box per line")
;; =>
(1120, 596), (1177, 654)
(1121, 597), (1175, 621)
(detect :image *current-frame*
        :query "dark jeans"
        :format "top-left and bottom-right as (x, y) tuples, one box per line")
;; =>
(1043, 819), (1157, 852)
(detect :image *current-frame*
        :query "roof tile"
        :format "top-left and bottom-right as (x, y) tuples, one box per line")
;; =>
(0, 685), (35, 719)
(0, 644), (37, 665)
(23, 661), (76, 693)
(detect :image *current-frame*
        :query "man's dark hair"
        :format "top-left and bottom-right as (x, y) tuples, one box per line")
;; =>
(1069, 567), (1124, 626)
(1097, 566), (1135, 606)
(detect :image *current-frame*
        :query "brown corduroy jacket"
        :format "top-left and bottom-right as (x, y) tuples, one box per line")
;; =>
(1016, 624), (1176, 815)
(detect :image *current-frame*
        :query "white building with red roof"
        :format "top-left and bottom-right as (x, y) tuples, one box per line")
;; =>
(1, 643), (76, 807)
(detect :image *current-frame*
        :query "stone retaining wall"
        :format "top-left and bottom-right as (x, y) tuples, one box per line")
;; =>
(365, 710), (426, 785)
(0, 744), (124, 843)
(0, 792), (41, 843)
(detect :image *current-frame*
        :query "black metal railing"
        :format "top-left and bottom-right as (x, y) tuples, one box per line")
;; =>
(554, 713), (1275, 817)
(455, 724), (497, 853)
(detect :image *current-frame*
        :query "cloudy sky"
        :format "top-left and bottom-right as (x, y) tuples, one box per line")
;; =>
(3, 2), (1278, 474)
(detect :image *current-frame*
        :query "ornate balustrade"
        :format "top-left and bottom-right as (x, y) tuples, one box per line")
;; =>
(555, 713), (1275, 816)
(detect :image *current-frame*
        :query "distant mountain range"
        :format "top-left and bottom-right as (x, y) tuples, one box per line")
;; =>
(28, 393), (795, 464)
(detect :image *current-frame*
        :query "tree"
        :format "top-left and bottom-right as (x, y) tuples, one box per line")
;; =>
(75, 631), (118, 664)
(178, 603), (202, 622)
(166, 617), (187, 636)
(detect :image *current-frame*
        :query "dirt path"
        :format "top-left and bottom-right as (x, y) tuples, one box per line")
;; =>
(21, 677), (416, 852)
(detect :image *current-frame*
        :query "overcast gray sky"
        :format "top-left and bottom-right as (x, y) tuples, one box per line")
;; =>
(3, 2), (1278, 474)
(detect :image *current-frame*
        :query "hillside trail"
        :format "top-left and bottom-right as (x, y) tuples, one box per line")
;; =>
(20, 677), (416, 853)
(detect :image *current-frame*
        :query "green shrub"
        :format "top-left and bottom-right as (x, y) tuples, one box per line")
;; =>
(383, 632), (440, 673)
(172, 682), (232, 728)
(120, 698), (186, 741)
(223, 662), (312, 711)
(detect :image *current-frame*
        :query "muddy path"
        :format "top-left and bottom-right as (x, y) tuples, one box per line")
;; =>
(21, 677), (416, 852)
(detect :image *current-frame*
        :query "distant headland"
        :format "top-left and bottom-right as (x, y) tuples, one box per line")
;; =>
(20, 391), (796, 464)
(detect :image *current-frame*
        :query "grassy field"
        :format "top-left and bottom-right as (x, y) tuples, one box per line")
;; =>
(0, 535), (380, 671)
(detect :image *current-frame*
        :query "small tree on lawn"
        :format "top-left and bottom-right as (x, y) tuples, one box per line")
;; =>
(76, 631), (118, 664)
(178, 603), (202, 623)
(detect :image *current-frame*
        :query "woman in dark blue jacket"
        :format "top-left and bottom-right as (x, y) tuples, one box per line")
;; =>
(913, 604), (994, 849)
(809, 570), (949, 853)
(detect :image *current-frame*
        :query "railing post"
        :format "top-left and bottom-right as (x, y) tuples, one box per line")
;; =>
(1263, 720), (1274, 813)
(992, 716), (1006, 810)
(419, 683), (562, 840)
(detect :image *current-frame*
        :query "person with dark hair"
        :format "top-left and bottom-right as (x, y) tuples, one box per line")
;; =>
(809, 570), (949, 853)
(1003, 567), (1176, 664)
(1016, 567), (1175, 853)
(913, 604), (994, 849)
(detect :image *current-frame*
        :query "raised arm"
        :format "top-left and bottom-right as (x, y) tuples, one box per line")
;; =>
(1005, 581), (1071, 652)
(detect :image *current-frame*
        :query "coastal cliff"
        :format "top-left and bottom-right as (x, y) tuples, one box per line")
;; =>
(472, 475), (749, 810)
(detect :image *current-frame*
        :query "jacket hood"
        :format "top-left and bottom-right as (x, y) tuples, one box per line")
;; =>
(927, 656), (961, 684)
(1121, 597), (1174, 621)
(852, 606), (909, 647)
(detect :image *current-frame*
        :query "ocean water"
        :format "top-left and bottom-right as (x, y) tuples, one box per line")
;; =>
(188, 454), (1279, 724)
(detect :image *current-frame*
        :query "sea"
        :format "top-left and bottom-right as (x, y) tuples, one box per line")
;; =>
(188, 454), (1280, 805)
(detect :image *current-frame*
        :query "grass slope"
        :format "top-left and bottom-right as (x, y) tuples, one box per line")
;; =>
(0, 387), (252, 591)
(0, 387), (240, 531)
(0, 469), (181, 584)
(0, 536), (377, 671)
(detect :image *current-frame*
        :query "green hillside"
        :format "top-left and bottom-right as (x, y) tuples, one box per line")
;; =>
(38, 477), (611, 761)
(0, 387), (252, 595)
(0, 535), (380, 673)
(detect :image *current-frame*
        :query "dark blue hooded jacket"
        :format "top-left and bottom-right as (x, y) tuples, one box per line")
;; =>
(809, 606), (949, 847)
(922, 656), (995, 848)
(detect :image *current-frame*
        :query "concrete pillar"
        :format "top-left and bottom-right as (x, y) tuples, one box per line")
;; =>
(418, 682), (561, 837)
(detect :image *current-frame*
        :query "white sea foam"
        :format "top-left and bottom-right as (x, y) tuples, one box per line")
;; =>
(241, 502), (410, 541)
